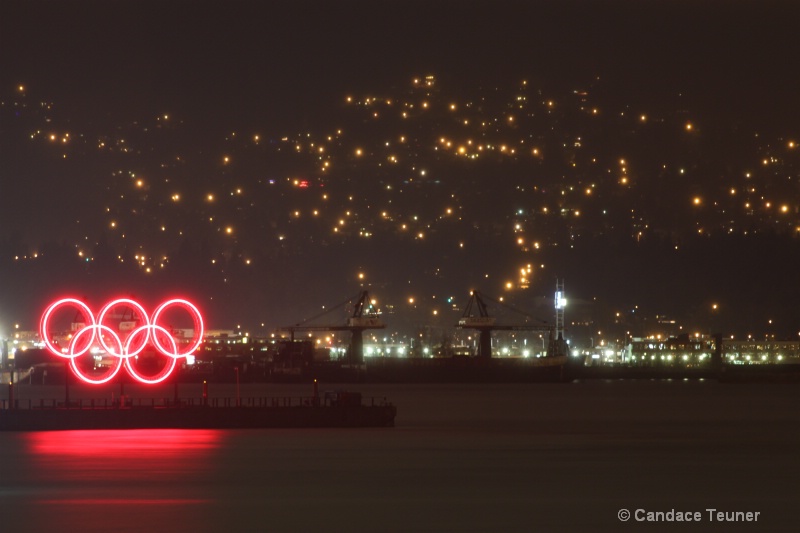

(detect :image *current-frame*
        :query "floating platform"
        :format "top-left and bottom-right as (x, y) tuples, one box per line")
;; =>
(0, 393), (396, 431)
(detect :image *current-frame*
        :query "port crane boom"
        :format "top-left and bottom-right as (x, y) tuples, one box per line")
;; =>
(456, 290), (553, 358)
(281, 290), (385, 365)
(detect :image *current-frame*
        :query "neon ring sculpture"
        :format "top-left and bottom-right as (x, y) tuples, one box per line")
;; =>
(40, 298), (204, 385)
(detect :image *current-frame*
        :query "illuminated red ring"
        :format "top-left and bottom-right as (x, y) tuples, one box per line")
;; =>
(151, 299), (204, 357)
(68, 324), (125, 384)
(40, 299), (96, 358)
(97, 298), (150, 358)
(124, 325), (178, 384)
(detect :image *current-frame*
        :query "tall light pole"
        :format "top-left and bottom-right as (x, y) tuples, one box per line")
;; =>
(555, 279), (566, 341)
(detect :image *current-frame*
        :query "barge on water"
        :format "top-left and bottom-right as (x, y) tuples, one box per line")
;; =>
(0, 391), (396, 431)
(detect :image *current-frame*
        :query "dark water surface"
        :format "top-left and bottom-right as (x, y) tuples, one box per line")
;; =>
(1, 380), (799, 532)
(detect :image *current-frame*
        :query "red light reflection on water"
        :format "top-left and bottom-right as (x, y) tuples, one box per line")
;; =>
(18, 429), (225, 531)
(25, 429), (223, 482)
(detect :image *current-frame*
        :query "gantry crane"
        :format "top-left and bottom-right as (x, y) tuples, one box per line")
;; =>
(456, 290), (554, 358)
(281, 290), (385, 365)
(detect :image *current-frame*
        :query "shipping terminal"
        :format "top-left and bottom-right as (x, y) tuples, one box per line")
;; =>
(3, 282), (800, 430)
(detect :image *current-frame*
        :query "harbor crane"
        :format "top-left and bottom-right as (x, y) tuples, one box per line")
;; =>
(281, 290), (385, 365)
(456, 290), (555, 358)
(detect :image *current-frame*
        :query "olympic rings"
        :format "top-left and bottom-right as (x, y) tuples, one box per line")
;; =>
(40, 298), (204, 385)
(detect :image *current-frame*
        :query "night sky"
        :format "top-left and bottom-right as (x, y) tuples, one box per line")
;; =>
(2, 0), (799, 344)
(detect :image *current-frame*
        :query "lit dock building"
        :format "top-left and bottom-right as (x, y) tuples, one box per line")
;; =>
(628, 334), (800, 367)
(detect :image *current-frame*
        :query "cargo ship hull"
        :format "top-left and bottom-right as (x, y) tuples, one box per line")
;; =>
(323, 355), (570, 383)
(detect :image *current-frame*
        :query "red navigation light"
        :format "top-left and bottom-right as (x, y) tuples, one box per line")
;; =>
(40, 297), (204, 385)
